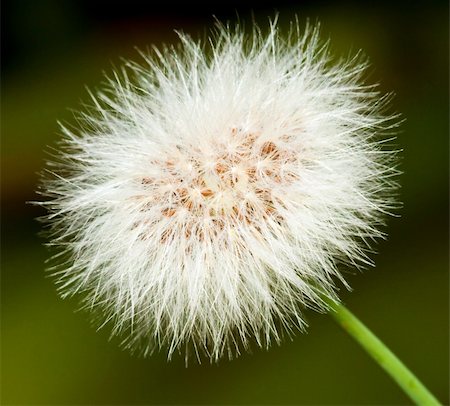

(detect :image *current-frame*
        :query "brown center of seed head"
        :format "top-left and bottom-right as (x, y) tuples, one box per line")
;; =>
(138, 128), (298, 241)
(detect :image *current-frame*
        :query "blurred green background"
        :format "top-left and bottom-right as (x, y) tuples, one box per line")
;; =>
(2, 1), (448, 404)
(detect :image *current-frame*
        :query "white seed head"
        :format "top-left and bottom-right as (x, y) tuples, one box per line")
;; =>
(39, 19), (399, 362)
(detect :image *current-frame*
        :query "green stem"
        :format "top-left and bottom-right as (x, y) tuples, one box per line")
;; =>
(322, 295), (441, 406)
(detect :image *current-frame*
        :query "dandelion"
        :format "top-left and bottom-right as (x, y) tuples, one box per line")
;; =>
(40, 20), (400, 361)
(37, 18), (444, 403)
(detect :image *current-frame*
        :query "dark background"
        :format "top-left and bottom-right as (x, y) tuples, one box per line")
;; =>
(2, 0), (449, 404)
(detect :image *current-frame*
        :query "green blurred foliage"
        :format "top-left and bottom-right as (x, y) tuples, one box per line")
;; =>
(2, 1), (448, 405)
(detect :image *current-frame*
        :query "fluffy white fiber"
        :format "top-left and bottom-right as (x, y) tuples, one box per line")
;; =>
(40, 19), (399, 362)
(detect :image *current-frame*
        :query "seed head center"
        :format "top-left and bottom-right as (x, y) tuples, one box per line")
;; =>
(139, 128), (299, 239)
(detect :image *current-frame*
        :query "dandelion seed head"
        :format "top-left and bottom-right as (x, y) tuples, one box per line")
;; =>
(39, 19), (400, 362)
